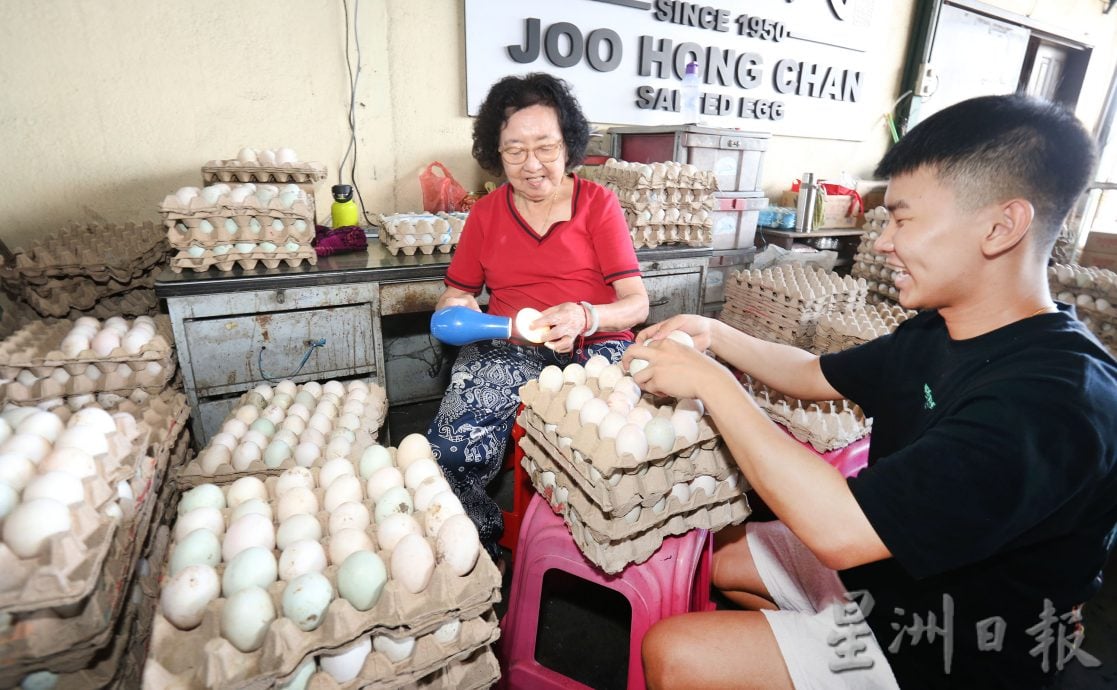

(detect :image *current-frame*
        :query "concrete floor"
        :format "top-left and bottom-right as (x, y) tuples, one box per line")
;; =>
(389, 404), (1117, 690)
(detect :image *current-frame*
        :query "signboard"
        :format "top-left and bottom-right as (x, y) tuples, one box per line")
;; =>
(465, 0), (885, 140)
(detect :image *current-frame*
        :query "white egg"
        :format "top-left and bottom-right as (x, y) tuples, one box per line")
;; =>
(23, 471), (84, 506)
(275, 147), (298, 164)
(16, 411), (64, 443)
(675, 397), (706, 421)
(614, 424), (649, 463)
(320, 635), (372, 683)
(279, 539), (328, 580)
(236, 147), (258, 163)
(178, 483), (226, 514)
(173, 506), (225, 542)
(689, 474), (717, 497)
(276, 486), (319, 523)
(328, 527), (375, 565)
(514, 308), (547, 343)
(628, 358), (650, 375)
(597, 411), (628, 440)
(319, 457), (356, 489)
(606, 391), (635, 416)
(220, 586), (276, 652)
(60, 334), (89, 357)
(234, 405), (260, 425)
(359, 445), (393, 478)
(121, 330), (150, 355)
(209, 432), (238, 453)
(281, 415), (307, 436)
(3, 498), (71, 558)
(579, 398), (610, 426)
(307, 413), (332, 436)
(0, 484), (17, 527)
(275, 466), (315, 496)
(562, 363), (587, 386)
(538, 365), (565, 393)
(390, 533), (436, 593)
(404, 457), (442, 490)
(273, 428), (299, 449)
(644, 416), (677, 452)
(598, 364), (625, 390)
(231, 442), (262, 471)
(262, 440), (292, 468)
(424, 490), (465, 537)
(222, 513), (275, 562)
(373, 634), (416, 663)
(174, 186), (200, 206)
(433, 618), (462, 644)
(583, 354), (611, 378)
(324, 475), (363, 512)
(376, 512), (422, 551)
(614, 378), (643, 405)
(670, 410), (700, 445)
(160, 564), (219, 630)
(413, 477), (453, 512)
(90, 330), (121, 357)
(626, 406), (654, 428)
(0, 452), (35, 490)
(221, 418), (249, 440)
(328, 501), (371, 535)
(222, 546), (278, 597)
(0, 407), (38, 429)
(276, 513), (324, 551)
(669, 481), (691, 505)
(4, 433), (52, 464)
(263, 403), (288, 425)
(366, 466), (404, 503)
(666, 330), (696, 348)
(230, 498), (273, 523)
(324, 436), (352, 461)
(293, 442), (320, 468)
(564, 384), (594, 413)
(226, 476), (268, 508)
(436, 514), (481, 576)
(395, 433), (433, 471)
(169, 528), (222, 576)
(624, 505), (642, 523)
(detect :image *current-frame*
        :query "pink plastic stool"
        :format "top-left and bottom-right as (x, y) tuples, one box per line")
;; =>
(499, 493), (713, 690)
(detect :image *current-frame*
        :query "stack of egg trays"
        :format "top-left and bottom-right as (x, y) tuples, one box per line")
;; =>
(0, 316), (177, 403)
(851, 207), (901, 305)
(0, 394), (190, 687)
(160, 190), (317, 273)
(812, 303), (915, 354)
(142, 472), (502, 689)
(307, 646), (500, 690)
(517, 379), (750, 574)
(202, 159), (329, 185)
(0, 222), (168, 319)
(174, 380), (389, 488)
(376, 213), (466, 256)
(596, 158), (718, 249)
(738, 375), (871, 453)
(1049, 263), (1117, 354)
(719, 265), (868, 350)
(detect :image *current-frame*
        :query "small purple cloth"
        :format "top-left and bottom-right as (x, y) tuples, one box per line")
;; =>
(314, 225), (368, 256)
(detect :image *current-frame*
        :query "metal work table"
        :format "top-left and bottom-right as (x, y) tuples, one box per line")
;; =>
(155, 240), (712, 445)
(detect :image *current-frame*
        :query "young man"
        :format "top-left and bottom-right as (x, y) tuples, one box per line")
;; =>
(625, 94), (1117, 689)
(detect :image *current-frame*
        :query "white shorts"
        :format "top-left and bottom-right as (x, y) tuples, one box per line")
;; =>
(747, 521), (900, 690)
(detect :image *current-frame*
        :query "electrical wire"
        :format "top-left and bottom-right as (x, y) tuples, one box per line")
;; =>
(340, 0), (375, 225)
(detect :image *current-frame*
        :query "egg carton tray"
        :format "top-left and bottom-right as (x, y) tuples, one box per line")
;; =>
(614, 189), (718, 208)
(303, 624), (500, 690)
(0, 356), (177, 404)
(170, 248), (317, 274)
(9, 258), (162, 291)
(0, 315), (173, 372)
(522, 436), (749, 574)
(1, 223), (168, 280)
(520, 432), (747, 544)
(630, 225), (712, 249)
(159, 192), (314, 224)
(0, 430), (186, 681)
(519, 387), (736, 518)
(167, 216), (315, 249)
(744, 387), (870, 454)
(63, 287), (161, 321)
(0, 422), (149, 615)
(175, 384), (388, 488)
(144, 560), (500, 690)
(202, 160), (329, 185)
(18, 271), (158, 315)
(593, 160), (719, 191)
(623, 208), (713, 228)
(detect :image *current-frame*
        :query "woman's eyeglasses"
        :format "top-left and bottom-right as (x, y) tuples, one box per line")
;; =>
(499, 141), (565, 165)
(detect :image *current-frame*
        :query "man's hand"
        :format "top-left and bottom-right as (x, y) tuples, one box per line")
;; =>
(623, 337), (731, 400)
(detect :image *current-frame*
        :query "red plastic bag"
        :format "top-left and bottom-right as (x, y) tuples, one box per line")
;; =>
(419, 162), (468, 213)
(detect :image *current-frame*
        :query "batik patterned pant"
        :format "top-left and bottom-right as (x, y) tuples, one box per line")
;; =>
(425, 338), (630, 561)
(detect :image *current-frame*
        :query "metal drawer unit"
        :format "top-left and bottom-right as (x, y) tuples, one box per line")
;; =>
(165, 282), (383, 445)
(639, 254), (707, 327)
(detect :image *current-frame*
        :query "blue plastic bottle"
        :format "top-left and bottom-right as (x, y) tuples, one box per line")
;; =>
(681, 62), (701, 123)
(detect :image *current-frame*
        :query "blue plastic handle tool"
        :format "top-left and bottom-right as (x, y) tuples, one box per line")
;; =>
(430, 306), (512, 346)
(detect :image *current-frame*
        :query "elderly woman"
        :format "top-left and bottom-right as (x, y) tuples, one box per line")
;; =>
(425, 73), (649, 561)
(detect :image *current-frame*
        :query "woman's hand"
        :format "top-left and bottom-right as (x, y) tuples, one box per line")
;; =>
(533, 302), (588, 353)
(437, 287), (481, 313)
(634, 314), (716, 351)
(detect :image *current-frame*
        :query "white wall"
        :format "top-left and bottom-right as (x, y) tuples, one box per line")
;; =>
(0, 0), (1115, 251)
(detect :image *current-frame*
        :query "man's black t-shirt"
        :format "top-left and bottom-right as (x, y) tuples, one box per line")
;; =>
(820, 305), (1117, 689)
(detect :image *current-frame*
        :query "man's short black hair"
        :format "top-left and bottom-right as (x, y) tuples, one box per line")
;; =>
(472, 72), (591, 175)
(875, 95), (1097, 251)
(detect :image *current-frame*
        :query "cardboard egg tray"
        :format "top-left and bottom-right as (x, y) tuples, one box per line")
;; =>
(1049, 263), (1117, 352)
(160, 190), (314, 226)
(591, 159), (719, 191)
(18, 270), (158, 317)
(0, 315), (174, 373)
(0, 425), (188, 684)
(629, 224), (712, 249)
(202, 160), (329, 185)
(69, 286), (161, 320)
(851, 209), (898, 305)
(0, 413), (151, 614)
(0, 222), (168, 282)
(166, 215), (315, 250)
(519, 380), (731, 514)
(377, 213), (465, 257)
(144, 473), (501, 690)
(175, 380), (389, 487)
(170, 247), (318, 274)
(0, 356), (178, 404)
(520, 434), (748, 574)
(812, 303), (915, 354)
(740, 375), (871, 453)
